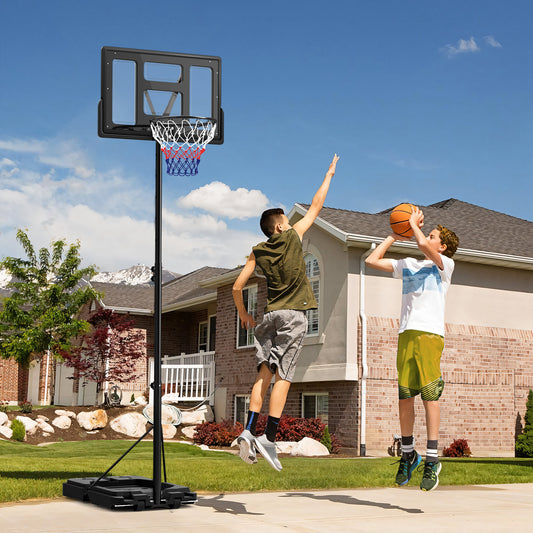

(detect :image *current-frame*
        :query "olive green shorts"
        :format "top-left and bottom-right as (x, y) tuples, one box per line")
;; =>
(397, 330), (445, 401)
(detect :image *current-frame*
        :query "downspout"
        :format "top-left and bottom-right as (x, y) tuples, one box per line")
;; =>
(359, 243), (375, 457)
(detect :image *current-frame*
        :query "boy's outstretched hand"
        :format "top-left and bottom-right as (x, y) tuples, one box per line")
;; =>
(328, 154), (340, 174)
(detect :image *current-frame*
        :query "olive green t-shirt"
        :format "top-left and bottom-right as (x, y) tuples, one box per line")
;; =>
(252, 228), (317, 313)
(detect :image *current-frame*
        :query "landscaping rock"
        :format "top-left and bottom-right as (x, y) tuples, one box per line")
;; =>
(37, 419), (55, 433)
(52, 415), (72, 429)
(77, 410), (108, 431)
(0, 426), (13, 439)
(55, 409), (76, 419)
(181, 426), (197, 439)
(110, 412), (147, 438)
(0, 412), (8, 426)
(36, 415), (49, 422)
(162, 393), (180, 404)
(291, 437), (329, 457)
(275, 441), (298, 454)
(180, 405), (213, 425)
(133, 396), (148, 407)
(16, 416), (39, 436)
(162, 424), (177, 439)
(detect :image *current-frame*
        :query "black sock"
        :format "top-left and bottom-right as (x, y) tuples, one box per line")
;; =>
(401, 435), (414, 458)
(245, 411), (259, 436)
(265, 415), (280, 442)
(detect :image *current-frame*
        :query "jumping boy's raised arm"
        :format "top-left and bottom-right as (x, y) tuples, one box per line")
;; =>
(365, 235), (398, 272)
(292, 154), (339, 240)
(232, 252), (257, 329)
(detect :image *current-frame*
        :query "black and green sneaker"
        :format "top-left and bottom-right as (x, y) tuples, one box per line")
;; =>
(394, 450), (421, 486)
(420, 460), (442, 491)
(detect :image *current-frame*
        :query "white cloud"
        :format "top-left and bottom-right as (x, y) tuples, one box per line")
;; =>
(177, 181), (270, 219)
(441, 37), (480, 57)
(484, 35), (502, 48)
(0, 139), (266, 273)
(0, 137), (95, 179)
(441, 35), (502, 58)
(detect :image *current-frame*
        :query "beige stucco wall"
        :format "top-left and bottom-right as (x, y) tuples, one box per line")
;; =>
(362, 256), (533, 330)
(294, 224), (357, 382)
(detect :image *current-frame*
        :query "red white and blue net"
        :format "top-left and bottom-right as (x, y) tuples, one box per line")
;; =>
(150, 117), (216, 177)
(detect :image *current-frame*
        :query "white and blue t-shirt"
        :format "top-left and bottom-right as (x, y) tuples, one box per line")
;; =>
(391, 255), (454, 337)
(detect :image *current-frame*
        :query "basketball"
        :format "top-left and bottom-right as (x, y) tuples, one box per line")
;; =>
(390, 203), (415, 237)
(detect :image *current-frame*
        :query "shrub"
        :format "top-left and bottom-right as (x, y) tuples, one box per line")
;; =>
(18, 400), (32, 414)
(0, 400), (8, 413)
(193, 415), (341, 453)
(516, 390), (533, 457)
(443, 438), (472, 457)
(10, 419), (25, 442)
(321, 425), (332, 452)
(193, 420), (244, 447)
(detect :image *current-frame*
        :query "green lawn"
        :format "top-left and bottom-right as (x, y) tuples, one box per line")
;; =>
(0, 440), (532, 503)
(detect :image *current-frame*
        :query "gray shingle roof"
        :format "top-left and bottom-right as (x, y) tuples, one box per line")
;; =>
(92, 282), (154, 312)
(303, 198), (533, 258)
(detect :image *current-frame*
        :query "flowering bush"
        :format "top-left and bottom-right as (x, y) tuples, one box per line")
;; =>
(18, 400), (33, 414)
(193, 415), (341, 452)
(443, 438), (472, 457)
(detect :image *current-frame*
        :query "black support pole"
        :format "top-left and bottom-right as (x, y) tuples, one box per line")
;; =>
(153, 142), (163, 505)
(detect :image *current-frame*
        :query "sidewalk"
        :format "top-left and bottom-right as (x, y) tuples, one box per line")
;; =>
(2, 484), (533, 532)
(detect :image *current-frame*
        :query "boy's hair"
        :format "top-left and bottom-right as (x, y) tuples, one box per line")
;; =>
(437, 225), (459, 258)
(260, 208), (285, 238)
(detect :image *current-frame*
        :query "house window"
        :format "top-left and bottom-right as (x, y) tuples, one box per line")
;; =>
(302, 393), (329, 425)
(237, 285), (257, 348)
(304, 253), (320, 335)
(235, 395), (250, 425)
(209, 315), (216, 351)
(198, 321), (208, 352)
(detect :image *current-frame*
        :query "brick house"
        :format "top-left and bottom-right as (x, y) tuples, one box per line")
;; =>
(2, 198), (532, 457)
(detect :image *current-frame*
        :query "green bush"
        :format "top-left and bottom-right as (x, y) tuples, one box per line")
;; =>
(321, 425), (333, 452)
(10, 419), (25, 442)
(516, 390), (533, 458)
(0, 401), (8, 414)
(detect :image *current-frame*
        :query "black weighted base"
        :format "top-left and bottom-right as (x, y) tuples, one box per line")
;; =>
(63, 476), (197, 511)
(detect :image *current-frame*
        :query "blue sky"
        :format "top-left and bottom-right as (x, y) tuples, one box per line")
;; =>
(1, 1), (531, 274)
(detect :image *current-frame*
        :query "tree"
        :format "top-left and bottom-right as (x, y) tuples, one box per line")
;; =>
(0, 229), (101, 401)
(516, 390), (533, 458)
(63, 308), (146, 403)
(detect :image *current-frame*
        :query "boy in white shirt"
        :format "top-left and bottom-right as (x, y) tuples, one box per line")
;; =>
(365, 207), (459, 491)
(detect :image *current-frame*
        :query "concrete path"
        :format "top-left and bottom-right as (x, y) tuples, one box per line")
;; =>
(2, 484), (533, 532)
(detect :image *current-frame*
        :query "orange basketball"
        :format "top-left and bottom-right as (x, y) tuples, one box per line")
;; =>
(390, 203), (415, 237)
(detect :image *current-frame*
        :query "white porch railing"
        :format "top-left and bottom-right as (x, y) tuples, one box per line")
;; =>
(149, 351), (215, 405)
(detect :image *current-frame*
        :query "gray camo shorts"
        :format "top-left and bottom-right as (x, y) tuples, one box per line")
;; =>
(254, 309), (308, 382)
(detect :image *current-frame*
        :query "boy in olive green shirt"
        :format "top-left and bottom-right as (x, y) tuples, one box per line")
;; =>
(233, 154), (339, 471)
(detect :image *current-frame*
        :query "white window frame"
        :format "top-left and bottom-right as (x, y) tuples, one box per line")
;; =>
(302, 392), (329, 425)
(236, 284), (257, 348)
(198, 320), (208, 352)
(304, 253), (320, 336)
(234, 394), (251, 425)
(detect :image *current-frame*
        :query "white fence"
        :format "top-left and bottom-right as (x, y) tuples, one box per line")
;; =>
(149, 351), (215, 405)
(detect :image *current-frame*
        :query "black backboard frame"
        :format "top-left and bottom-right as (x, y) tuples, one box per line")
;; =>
(98, 47), (223, 144)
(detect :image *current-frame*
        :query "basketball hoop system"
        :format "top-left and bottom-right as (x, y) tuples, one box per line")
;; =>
(150, 116), (217, 177)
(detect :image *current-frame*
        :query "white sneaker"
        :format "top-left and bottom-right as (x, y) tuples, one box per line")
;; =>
(254, 434), (282, 471)
(237, 429), (257, 464)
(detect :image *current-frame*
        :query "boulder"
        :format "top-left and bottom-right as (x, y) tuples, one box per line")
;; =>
(55, 409), (76, 419)
(110, 412), (148, 438)
(0, 412), (8, 426)
(37, 419), (55, 433)
(16, 416), (39, 436)
(52, 415), (72, 429)
(162, 424), (177, 439)
(0, 426), (13, 439)
(275, 441), (298, 454)
(143, 404), (181, 425)
(180, 405), (213, 425)
(133, 396), (148, 407)
(291, 437), (329, 457)
(162, 393), (180, 404)
(181, 426), (197, 439)
(36, 415), (50, 422)
(77, 410), (108, 431)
